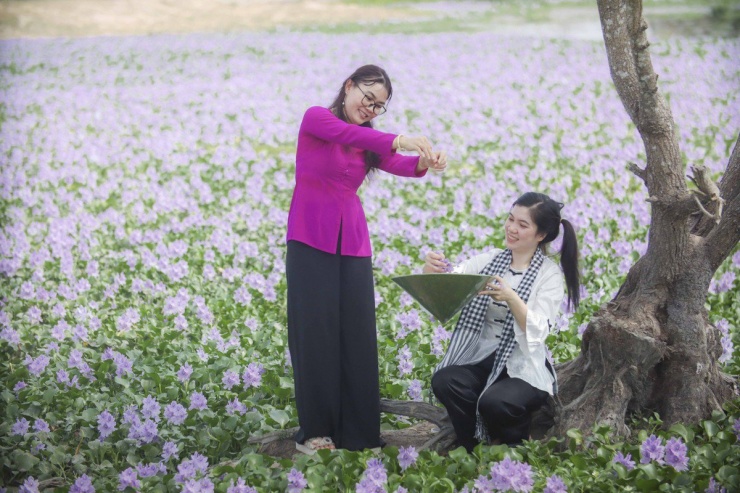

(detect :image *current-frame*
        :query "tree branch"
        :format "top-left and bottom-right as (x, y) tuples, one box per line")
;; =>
(628, 162), (647, 183)
(692, 133), (740, 236)
(705, 191), (740, 272)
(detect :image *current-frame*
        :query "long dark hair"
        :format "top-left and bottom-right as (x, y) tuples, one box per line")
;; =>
(513, 192), (581, 309)
(328, 64), (393, 175)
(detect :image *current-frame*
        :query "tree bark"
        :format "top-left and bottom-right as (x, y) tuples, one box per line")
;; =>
(549, 0), (738, 440)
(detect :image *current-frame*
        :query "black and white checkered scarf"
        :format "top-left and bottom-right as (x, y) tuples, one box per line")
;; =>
(436, 247), (545, 442)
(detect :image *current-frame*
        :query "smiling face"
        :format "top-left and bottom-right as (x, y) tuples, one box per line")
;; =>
(504, 205), (547, 254)
(343, 80), (389, 125)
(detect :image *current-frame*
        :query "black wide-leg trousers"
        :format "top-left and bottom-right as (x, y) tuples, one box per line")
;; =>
(431, 351), (548, 452)
(286, 239), (380, 451)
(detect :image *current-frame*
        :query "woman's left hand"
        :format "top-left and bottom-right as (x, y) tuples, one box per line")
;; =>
(479, 276), (516, 303)
(419, 151), (447, 173)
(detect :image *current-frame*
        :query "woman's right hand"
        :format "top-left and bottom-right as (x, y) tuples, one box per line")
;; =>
(423, 251), (449, 273)
(398, 135), (434, 161)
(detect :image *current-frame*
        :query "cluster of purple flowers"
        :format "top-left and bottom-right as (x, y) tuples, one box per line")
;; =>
(243, 362), (265, 388)
(101, 348), (133, 378)
(70, 474), (95, 493)
(287, 468), (308, 493)
(97, 410), (116, 440)
(475, 457), (534, 493)
(640, 435), (689, 471)
(715, 319), (734, 364)
(164, 401), (188, 425)
(227, 478), (258, 493)
(398, 446), (419, 471)
(355, 458), (388, 493)
(395, 309), (423, 339)
(397, 345), (413, 376)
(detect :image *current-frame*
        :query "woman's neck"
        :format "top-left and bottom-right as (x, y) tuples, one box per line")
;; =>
(510, 248), (537, 270)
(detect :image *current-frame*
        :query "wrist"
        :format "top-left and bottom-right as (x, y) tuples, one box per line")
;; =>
(395, 134), (406, 151)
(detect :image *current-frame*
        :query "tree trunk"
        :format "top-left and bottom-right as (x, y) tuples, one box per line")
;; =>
(550, 0), (739, 439)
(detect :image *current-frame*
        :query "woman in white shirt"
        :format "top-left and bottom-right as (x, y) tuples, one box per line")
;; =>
(423, 192), (580, 451)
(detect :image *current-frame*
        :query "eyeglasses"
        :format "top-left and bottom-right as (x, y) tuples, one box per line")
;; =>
(356, 85), (388, 115)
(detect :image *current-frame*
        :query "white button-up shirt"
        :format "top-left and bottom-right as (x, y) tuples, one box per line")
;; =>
(453, 248), (564, 395)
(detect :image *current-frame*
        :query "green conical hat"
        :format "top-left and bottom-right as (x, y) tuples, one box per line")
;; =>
(392, 274), (491, 325)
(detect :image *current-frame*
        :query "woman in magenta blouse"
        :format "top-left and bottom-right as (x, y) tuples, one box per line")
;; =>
(287, 64), (447, 454)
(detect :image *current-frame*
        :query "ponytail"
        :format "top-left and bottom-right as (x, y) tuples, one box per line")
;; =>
(559, 218), (581, 310)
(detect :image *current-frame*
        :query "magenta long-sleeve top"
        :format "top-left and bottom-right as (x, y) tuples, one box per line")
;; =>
(286, 106), (427, 257)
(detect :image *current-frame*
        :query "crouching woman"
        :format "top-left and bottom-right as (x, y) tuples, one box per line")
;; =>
(423, 192), (580, 451)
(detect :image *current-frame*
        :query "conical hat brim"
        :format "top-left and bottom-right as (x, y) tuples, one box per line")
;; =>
(392, 274), (491, 325)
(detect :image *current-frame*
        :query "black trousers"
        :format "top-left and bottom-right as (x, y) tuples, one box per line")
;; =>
(286, 239), (380, 450)
(431, 351), (548, 452)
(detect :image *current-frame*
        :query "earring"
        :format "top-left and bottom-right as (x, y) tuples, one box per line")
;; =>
(342, 100), (345, 106)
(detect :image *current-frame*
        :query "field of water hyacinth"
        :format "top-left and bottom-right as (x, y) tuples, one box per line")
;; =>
(1, 28), (739, 492)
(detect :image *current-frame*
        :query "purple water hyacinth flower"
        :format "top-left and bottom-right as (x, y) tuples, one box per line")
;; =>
(227, 478), (257, 493)
(116, 307), (140, 332)
(0, 326), (20, 344)
(57, 369), (71, 385)
(52, 303), (66, 318)
(175, 459), (197, 483)
(97, 410), (116, 440)
(25, 354), (50, 376)
(190, 452), (209, 474)
(640, 435), (665, 465)
(164, 401), (188, 425)
(26, 306), (42, 324)
(122, 405), (140, 426)
(163, 441), (179, 461)
(19, 281), (36, 300)
(174, 314), (189, 331)
(136, 461), (166, 478)
(398, 446), (419, 471)
(142, 395), (161, 421)
(181, 478), (215, 493)
(243, 362), (265, 388)
(664, 437), (689, 471)
(407, 379), (423, 401)
(118, 467), (141, 491)
(72, 324), (88, 342)
(395, 309), (422, 338)
(19, 477), (40, 493)
(719, 333), (734, 364)
(33, 419), (50, 433)
(11, 417), (30, 436)
(394, 488), (409, 493)
(234, 286), (252, 305)
(489, 457), (534, 492)
(287, 468), (308, 493)
(189, 392), (208, 411)
(129, 418), (158, 444)
(733, 418), (740, 439)
(177, 363), (193, 382)
(397, 345), (413, 376)
(706, 477), (728, 493)
(113, 353), (133, 377)
(70, 474), (95, 493)
(31, 442), (46, 454)
(196, 348), (209, 362)
(68, 349), (84, 368)
(226, 398), (247, 416)
(544, 475), (567, 493)
(431, 325), (450, 355)
(14, 381), (27, 392)
(355, 458), (388, 493)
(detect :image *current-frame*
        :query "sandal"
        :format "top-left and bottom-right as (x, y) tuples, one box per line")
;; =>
(295, 436), (335, 455)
